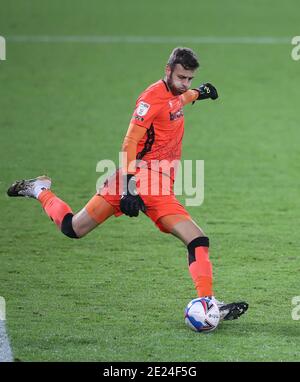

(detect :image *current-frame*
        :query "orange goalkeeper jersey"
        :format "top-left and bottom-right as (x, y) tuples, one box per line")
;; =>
(131, 80), (186, 176)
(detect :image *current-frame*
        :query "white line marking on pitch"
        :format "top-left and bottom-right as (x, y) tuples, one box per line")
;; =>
(0, 297), (13, 362)
(0, 321), (13, 362)
(6, 35), (291, 44)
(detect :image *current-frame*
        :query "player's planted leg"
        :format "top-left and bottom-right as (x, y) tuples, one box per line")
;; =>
(158, 215), (249, 321)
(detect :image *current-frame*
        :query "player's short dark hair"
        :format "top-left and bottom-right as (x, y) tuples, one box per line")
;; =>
(167, 47), (199, 71)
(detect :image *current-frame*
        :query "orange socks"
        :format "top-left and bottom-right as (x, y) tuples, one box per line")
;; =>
(187, 237), (213, 297)
(38, 190), (73, 229)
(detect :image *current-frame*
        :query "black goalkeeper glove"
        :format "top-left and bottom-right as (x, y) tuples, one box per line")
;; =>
(120, 174), (146, 217)
(194, 83), (218, 101)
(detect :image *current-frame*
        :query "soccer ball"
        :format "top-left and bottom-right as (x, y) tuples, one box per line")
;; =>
(184, 297), (220, 332)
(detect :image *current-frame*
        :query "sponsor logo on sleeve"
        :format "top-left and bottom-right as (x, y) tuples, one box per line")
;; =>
(136, 102), (150, 116)
(133, 115), (144, 122)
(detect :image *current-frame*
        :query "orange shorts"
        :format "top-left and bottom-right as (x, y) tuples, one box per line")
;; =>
(86, 169), (191, 233)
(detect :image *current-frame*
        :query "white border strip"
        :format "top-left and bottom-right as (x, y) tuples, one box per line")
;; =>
(0, 320), (13, 362)
(7, 35), (290, 44)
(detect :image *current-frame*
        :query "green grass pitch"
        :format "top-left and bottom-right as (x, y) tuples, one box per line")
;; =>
(0, 0), (300, 361)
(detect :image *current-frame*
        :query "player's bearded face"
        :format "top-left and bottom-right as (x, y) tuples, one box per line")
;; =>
(165, 64), (196, 95)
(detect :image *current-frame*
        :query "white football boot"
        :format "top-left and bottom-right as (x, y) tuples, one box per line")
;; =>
(211, 297), (249, 321)
(7, 176), (52, 199)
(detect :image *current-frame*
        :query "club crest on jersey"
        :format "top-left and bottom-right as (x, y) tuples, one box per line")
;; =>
(136, 102), (150, 116)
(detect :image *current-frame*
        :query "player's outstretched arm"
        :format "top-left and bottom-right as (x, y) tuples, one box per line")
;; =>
(193, 83), (218, 101)
(181, 83), (219, 106)
(180, 89), (200, 106)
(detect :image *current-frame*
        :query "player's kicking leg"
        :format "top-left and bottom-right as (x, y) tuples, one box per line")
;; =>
(7, 176), (114, 238)
(157, 215), (248, 321)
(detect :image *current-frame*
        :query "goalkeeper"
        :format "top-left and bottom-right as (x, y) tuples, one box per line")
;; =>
(7, 47), (248, 321)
